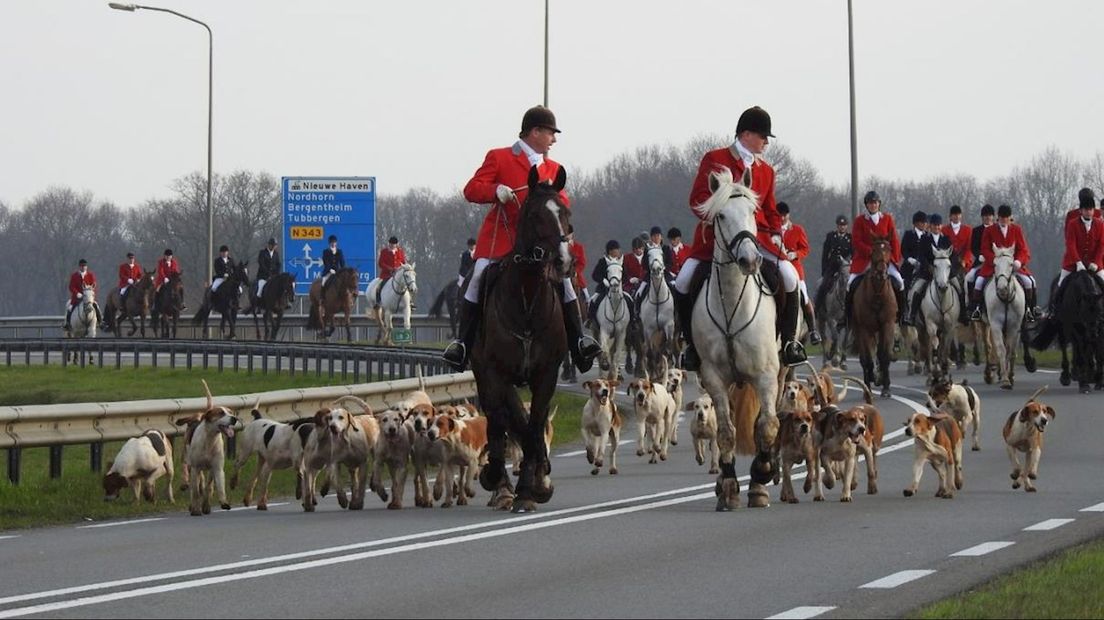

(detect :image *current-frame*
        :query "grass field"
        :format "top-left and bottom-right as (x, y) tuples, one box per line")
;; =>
(916, 538), (1104, 619)
(0, 366), (588, 529)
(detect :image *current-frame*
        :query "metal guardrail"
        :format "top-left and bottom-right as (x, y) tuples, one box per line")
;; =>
(1, 371), (477, 484)
(0, 338), (450, 381)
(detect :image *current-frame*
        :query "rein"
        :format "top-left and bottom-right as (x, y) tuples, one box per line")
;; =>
(706, 221), (771, 380)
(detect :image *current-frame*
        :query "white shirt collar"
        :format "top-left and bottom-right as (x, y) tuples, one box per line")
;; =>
(999, 224), (1009, 234)
(1084, 217), (1094, 231)
(951, 222), (961, 233)
(914, 226), (925, 236)
(867, 211), (882, 226)
(732, 139), (756, 168)
(516, 140), (545, 168)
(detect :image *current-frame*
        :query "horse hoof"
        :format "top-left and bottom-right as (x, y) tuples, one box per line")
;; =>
(591, 468), (599, 476)
(1060, 372), (1071, 387)
(479, 464), (504, 492)
(511, 499), (537, 514)
(903, 489), (914, 497)
(972, 446), (981, 452)
(1012, 482), (1021, 489)
(532, 482), (554, 504)
(670, 439), (678, 446)
(840, 362), (848, 371)
(1001, 383), (1013, 391)
(840, 496), (852, 503)
(256, 504), (267, 511)
(747, 484), (770, 509)
(709, 468), (719, 475)
(1026, 487), (1037, 493)
(636, 449), (646, 457)
(1025, 358), (1038, 373)
(881, 388), (892, 398)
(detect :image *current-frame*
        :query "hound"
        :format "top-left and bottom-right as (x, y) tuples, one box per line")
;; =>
(230, 399), (309, 510)
(627, 374), (676, 464)
(929, 377), (982, 451)
(581, 379), (622, 476)
(371, 407), (414, 510)
(408, 403), (444, 508)
(102, 429), (174, 504)
(688, 395), (719, 475)
(811, 377), (884, 503)
(665, 368), (687, 447)
(903, 411), (964, 499)
(1003, 387), (1056, 492)
(176, 380), (239, 516)
(429, 413), (488, 508)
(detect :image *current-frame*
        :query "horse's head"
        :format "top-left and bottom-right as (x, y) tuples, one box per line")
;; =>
(870, 236), (891, 275)
(604, 259), (625, 293)
(991, 246), (1016, 299)
(693, 167), (760, 275)
(645, 247), (665, 279)
(398, 263), (418, 295)
(235, 260), (251, 287)
(932, 248), (953, 290)
(82, 286), (96, 305)
(837, 256), (852, 275)
(515, 165), (571, 280)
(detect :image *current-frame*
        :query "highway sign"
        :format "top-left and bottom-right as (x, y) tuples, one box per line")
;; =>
(391, 328), (412, 345)
(282, 177), (376, 295)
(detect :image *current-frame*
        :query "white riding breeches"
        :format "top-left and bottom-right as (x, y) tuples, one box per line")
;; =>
(1058, 269), (1104, 287)
(848, 263), (904, 290)
(463, 257), (575, 304)
(798, 279), (809, 302)
(674, 258), (701, 295)
(120, 286), (129, 297)
(256, 279), (266, 297)
(211, 277), (225, 292)
(760, 248), (799, 293)
(975, 273), (1036, 291)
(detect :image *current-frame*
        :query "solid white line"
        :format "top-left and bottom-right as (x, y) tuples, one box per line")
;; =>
(0, 490), (720, 618)
(765, 606), (837, 619)
(0, 536), (19, 541)
(1080, 502), (1104, 513)
(556, 440), (633, 459)
(1024, 518), (1075, 531)
(224, 503), (289, 513)
(859, 570), (936, 589)
(951, 541), (1015, 557)
(75, 518), (166, 530)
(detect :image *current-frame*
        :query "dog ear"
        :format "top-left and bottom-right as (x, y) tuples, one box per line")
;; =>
(314, 409), (330, 425)
(1045, 405), (1057, 419)
(582, 381), (592, 391)
(448, 417), (457, 432)
(203, 408), (222, 423)
(1018, 406), (1030, 423)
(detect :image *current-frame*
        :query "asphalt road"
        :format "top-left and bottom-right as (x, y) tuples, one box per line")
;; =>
(0, 359), (1101, 619)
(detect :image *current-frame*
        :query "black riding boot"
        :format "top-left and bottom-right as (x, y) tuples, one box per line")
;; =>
(895, 288), (908, 325)
(673, 290), (699, 372)
(903, 285), (924, 327)
(564, 301), (600, 373)
(803, 301), (822, 345)
(957, 283), (970, 325)
(781, 290), (807, 366)
(969, 288), (984, 322)
(93, 303), (105, 329)
(840, 282), (856, 331)
(63, 305), (74, 332)
(1025, 288), (1040, 323)
(442, 299), (480, 371)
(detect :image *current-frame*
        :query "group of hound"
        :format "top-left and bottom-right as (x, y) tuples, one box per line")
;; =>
(102, 367), (1057, 514)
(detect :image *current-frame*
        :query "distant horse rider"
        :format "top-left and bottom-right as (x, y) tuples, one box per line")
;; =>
(442, 105), (600, 371)
(64, 258), (103, 331)
(587, 239), (625, 328)
(970, 204), (1042, 322)
(965, 204), (996, 295)
(903, 213), (955, 326)
(156, 249), (184, 309)
(117, 252), (143, 309)
(667, 227), (690, 280)
(943, 205), (973, 324)
(567, 225), (589, 303)
(815, 214), (852, 315)
(321, 235), (346, 294)
(204, 245), (233, 307)
(779, 202), (820, 345)
(1048, 188), (1104, 315)
(376, 236), (409, 309)
(900, 210), (929, 313)
(244, 238), (281, 315)
(458, 237), (476, 287)
(844, 191), (906, 327)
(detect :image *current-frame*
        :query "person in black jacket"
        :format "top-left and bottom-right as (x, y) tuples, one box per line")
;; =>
(900, 211), (929, 293)
(966, 204), (996, 291)
(587, 240), (625, 326)
(458, 238), (476, 286)
(321, 235), (346, 293)
(814, 214), (853, 312)
(244, 238), (281, 314)
(903, 214), (955, 326)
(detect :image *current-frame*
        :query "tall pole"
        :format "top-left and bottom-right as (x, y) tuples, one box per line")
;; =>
(543, 0), (549, 107)
(848, 0), (859, 219)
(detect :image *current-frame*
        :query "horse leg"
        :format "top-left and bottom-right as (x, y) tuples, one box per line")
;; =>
(699, 364), (740, 512)
(878, 325), (893, 397)
(525, 369), (558, 505)
(345, 309), (353, 343)
(748, 370), (780, 509)
(1021, 325), (1037, 374)
(858, 330), (875, 389)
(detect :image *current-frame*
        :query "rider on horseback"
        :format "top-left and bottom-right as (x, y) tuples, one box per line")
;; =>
(667, 227), (690, 280)
(965, 204), (995, 294)
(203, 245), (233, 307)
(903, 213), (956, 326)
(970, 204), (1042, 322)
(155, 249), (184, 310)
(375, 236), (408, 309)
(244, 238), (281, 315)
(843, 191), (907, 328)
(1049, 188), (1104, 314)
(815, 215), (852, 315)
(587, 240), (630, 328)
(321, 235), (346, 294)
(442, 105), (601, 372)
(779, 202), (822, 345)
(900, 210), (929, 322)
(567, 226), (589, 303)
(943, 205), (973, 324)
(674, 106), (808, 370)
(64, 259), (104, 331)
(117, 252), (143, 311)
(458, 237), (476, 287)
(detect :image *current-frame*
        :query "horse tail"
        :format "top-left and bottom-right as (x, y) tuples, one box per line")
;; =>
(726, 383), (758, 456)
(1030, 317), (1060, 350)
(307, 302), (321, 330)
(192, 301), (211, 326)
(429, 289), (446, 318)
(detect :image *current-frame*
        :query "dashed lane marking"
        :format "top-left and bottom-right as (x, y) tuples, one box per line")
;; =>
(765, 606), (837, 619)
(859, 570), (936, 589)
(1023, 518), (1075, 531)
(950, 541), (1015, 557)
(76, 518), (166, 530)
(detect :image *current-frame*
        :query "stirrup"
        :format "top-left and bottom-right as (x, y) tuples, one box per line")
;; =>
(442, 340), (467, 371)
(809, 329), (822, 346)
(781, 341), (807, 367)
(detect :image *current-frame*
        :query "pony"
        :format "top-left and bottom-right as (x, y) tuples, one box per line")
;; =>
(817, 255), (850, 370)
(640, 246), (676, 379)
(429, 280), (460, 339)
(852, 236), (896, 397)
(472, 165), (571, 514)
(983, 247), (1028, 389)
(919, 248), (960, 382)
(66, 285), (98, 359)
(105, 271), (156, 338)
(152, 273), (185, 339)
(307, 267), (359, 343)
(366, 263), (418, 346)
(595, 258), (631, 381)
(192, 261), (250, 340)
(691, 167), (780, 511)
(250, 272), (295, 341)
(1033, 271), (1104, 393)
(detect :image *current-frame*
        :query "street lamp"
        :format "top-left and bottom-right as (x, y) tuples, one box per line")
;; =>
(543, 0), (549, 107)
(847, 0), (859, 219)
(110, 2), (214, 288)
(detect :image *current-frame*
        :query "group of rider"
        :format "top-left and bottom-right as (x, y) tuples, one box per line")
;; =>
(440, 104), (1104, 376)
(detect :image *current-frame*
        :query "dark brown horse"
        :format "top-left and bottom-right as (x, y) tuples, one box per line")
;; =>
(308, 267), (358, 342)
(473, 166), (571, 514)
(105, 271), (156, 338)
(251, 272), (295, 341)
(852, 236), (897, 397)
(153, 273), (185, 339)
(193, 261), (250, 339)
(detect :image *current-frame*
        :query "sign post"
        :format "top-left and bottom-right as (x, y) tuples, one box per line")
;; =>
(282, 177), (376, 296)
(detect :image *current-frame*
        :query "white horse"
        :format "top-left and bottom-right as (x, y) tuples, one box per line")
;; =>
(66, 286), (98, 362)
(365, 263), (418, 346)
(984, 247), (1026, 390)
(640, 246), (676, 378)
(692, 167), (780, 511)
(596, 259), (631, 380)
(920, 248), (960, 382)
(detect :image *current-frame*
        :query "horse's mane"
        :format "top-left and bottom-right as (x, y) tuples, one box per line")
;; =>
(691, 167), (759, 224)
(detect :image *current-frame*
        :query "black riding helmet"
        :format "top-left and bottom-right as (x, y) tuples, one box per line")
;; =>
(1079, 187), (1096, 209)
(981, 204), (995, 217)
(835, 215), (848, 226)
(863, 191), (881, 204)
(912, 211), (928, 225)
(605, 239), (620, 253)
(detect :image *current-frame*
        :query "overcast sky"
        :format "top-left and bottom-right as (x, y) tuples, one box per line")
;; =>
(2, 1), (1102, 208)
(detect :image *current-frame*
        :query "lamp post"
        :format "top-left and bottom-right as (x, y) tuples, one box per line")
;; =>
(847, 0), (859, 219)
(109, 2), (214, 287)
(543, 0), (549, 107)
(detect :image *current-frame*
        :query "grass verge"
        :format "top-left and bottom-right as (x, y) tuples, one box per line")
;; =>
(915, 538), (1104, 619)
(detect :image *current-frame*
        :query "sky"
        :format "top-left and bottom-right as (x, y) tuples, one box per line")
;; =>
(2, 0), (1102, 209)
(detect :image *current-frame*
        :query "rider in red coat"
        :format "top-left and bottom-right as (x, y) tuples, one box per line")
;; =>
(156, 249), (182, 290)
(971, 204), (1041, 322)
(443, 106), (599, 372)
(673, 106), (807, 369)
(943, 205), (973, 271)
(377, 237), (408, 281)
(845, 191), (906, 326)
(567, 227), (588, 298)
(64, 259), (103, 331)
(779, 202), (821, 345)
(118, 253), (143, 300)
(1048, 188), (1104, 316)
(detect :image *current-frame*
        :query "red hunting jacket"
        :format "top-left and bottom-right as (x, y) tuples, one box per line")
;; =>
(569, 240), (587, 289)
(69, 270), (97, 305)
(624, 251), (646, 293)
(464, 145), (570, 261)
(942, 223), (973, 270)
(669, 242), (691, 277)
(979, 223), (1032, 278)
(118, 262), (143, 290)
(687, 147), (782, 262)
(850, 212), (903, 274)
(378, 247), (408, 280)
(782, 223), (810, 281)
(1062, 216), (1104, 271)
(156, 258), (182, 289)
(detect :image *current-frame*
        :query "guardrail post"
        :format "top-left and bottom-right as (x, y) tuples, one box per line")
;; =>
(90, 442), (104, 472)
(247, 348), (254, 375)
(97, 347), (104, 369)
(61, 342), (68, 368)
(289, 349), (295, 377)
(187, 347), (193, 370)
(7, 448), (21, 485)
(261, 350), (268, 375)
(275, 348), (283, 374)
(115, 345), (122, 370)
(49, 446), (63, 479)
(218, 350), (224, 373)
(203, 350), (209, 370)
(170, 345), (176, 369)
(25, 342), (31, 366)
(151, 345), (158, 369)
(328, 354), (335, 379)
(133, 343), (140, 369)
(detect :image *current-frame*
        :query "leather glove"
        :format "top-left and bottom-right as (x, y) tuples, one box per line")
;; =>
(127, 278), (134, 285)
(329, 269), (336, 275)
(771, 235), (784, 249)
(1013, 260), (1023, 270)
(786, 251), (797, 261)
(76, 293), (83, 299)
(1077, 261), (1086, 272)
(496, 184), (516, 204)
(908, 257), (920, 267)
(630, 277), (640, 285)
(164, 277), (170, 284)
(1091, 263), (1099, 272)
(978, 256), (985, 264)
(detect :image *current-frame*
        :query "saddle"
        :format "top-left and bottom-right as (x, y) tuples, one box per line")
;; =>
(374, 276), (390, 306)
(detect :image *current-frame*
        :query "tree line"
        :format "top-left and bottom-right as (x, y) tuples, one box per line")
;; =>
(1, 142), (1101, 317)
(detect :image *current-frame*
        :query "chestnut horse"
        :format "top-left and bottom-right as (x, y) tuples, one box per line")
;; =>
(852, 236), (897, 397)
(473, 166), (571, 514)
(307, 268), (359, 343)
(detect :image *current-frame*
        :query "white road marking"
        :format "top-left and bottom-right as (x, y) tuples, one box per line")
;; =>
(556, 440), (633, 458)
(766, 606), (837, 619)
(859, 570), (936, 589)
(224, 503), (289, 513)
(1080, 502), (1104, 512)
(76, 518), (166, 530)
(1023, 518), (1075, 531)
(951, 541), (1015, 557)
(0, 536), (20, 541)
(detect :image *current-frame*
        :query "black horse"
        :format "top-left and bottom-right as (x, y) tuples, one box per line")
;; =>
(1033, 271), (1104, 393)
(429, 280), (460, 339)
(250, 272), (295, 341)
(193, 261), (250, 339)
(152, 273), (185, 339)
(471, 166), (570, 514)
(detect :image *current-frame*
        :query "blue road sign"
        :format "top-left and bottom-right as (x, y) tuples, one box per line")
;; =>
(282, 177), (376, 295)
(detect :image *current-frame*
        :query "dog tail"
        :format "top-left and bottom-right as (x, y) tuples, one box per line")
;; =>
(331, 395), (373, 416)
(727, 383), (758, 456)
(201, 379), (214, 411)
(840, 376), (874, 405)
(307, 302), (321, 330)
(1025, 385), (1049, 406)
(416, 365), (426, 392)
